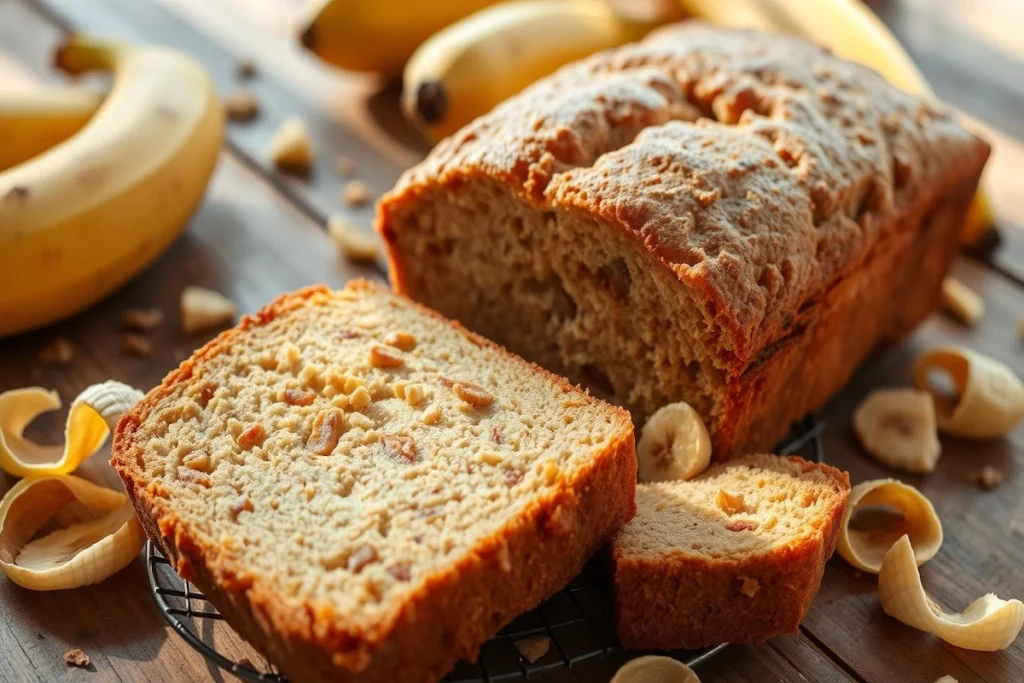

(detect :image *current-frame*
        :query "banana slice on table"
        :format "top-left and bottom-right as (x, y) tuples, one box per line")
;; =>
(836, 479), (942, 574)
(611, 655), (700, 683)
(0, 475), (144, 590)
(636, 401), (712, 483)
(853, 388), (941, 473)
(0, 381), (143, 477)
(879, 535), (1023, 651)
(914, 346), (1024, 439)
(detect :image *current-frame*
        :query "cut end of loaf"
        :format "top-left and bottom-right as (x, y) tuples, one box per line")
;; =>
(611, 453), (850, 649)
(112, 280), (636, 682)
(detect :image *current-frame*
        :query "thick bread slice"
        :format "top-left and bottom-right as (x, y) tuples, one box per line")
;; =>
(112, 281), (636, 683)
(612, 454), (849, 649)
(376, 23), (990, 459)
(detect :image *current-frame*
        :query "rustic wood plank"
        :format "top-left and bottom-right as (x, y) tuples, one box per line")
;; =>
(803, 257), (1024, 683)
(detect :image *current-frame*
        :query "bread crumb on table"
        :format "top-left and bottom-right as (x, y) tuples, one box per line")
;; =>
(514, 635), (550, 663)
(180, 286), (237, 335)
(940, 277), (984, 325)
(973, 466), (1003, 490)
(327, 214), (381, 262)
(341, 181), (372, 207)
(236, 58), (256, 80)
(225, 89), (260, 122)
(63, 649), (90, 668)
(122, 333), (153, 357)
(268, 117), (313, 174)
(38, 337), (73, 366)
(121, 307), (164, 331)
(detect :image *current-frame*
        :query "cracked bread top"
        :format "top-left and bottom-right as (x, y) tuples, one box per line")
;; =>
(112, 281), (634, 640)
(384, 23), (988, 371)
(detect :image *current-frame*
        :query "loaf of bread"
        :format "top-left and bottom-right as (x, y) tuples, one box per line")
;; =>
(612, 454), (849, 649)
(112, 281), (636, 683)
(377, 23), (990, 459)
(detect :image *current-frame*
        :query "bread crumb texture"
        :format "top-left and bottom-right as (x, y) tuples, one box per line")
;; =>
(114, 281), (630, 633)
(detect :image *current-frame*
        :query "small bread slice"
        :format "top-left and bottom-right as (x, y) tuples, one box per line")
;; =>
(612, 454), (849, 649)
(113, 280), (636, 683)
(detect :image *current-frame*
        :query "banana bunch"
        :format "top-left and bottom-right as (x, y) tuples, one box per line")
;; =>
(0, 36), (224, 338)
(0, 381), (146, 591)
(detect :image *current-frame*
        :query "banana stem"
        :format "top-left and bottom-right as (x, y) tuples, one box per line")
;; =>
(53, 36), (123, 75)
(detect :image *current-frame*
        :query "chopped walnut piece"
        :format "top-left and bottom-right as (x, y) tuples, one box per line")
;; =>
(369, 345), (404, 368)
(224, 89), (260, 122)
(347, 544), (378, 573)
(739, 575), (760, 597)
(64, 649), (90, 668)
(450, 380), (494, 408)
(38, 337), (73, 365)
(387, 564), (411, 581)
(279, 387), (316, 406)
(384, 331), (416, 351)
(198, 383), (216, 407)
(974, 466), (1003, 490)
(514, 635), (550, 663)
(236, 58), (256, 79)
(230, 495), (254, 519)
(237, 424), (267, 450)
(504, 469), (523, 487)
(122, 333), (152, 357)
(716, 490), (746, 515)
(379, 434), (416, 462)
(727, 520), (759, 532)
(307, 409), (344, 455)
(341, 180), (372, 207)
(492, 426), (503, 444)
(176, 466), (211, 488)
(121, 307), (164, 331)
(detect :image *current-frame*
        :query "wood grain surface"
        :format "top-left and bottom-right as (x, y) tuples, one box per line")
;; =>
(1, 0), (1022, 681)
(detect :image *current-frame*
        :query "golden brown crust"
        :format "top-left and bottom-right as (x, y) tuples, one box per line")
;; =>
(112, 280), (637, 683)
(611, 456), (849, 649)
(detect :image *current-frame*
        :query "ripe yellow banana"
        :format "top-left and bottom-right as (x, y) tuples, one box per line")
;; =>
(675, 0), (993, 244)
(0, 37), (224, 337)
(299, 0), (504, 77)
(0, 88), (102, 172)
(403, 0), (657, 142)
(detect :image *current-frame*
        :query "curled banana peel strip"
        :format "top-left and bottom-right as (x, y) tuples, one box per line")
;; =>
(879, 535), (1024, 651)
(914, 346), (1024, 439)
(836, 479), (942, 574)
(0, 381), (143, 477)
(611, 655), (700, 683)
(675, 0), (993, 244)
(0, 380), (146, 590)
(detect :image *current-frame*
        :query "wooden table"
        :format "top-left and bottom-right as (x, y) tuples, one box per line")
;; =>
(1, 1), (1021, 681)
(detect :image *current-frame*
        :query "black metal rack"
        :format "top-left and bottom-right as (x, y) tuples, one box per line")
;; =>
(148, 416), (824, 682)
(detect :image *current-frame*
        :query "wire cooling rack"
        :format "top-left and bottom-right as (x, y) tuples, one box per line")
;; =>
(148, 416), (824, 682)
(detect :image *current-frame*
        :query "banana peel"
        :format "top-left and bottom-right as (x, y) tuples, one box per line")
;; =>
(0, 381), (146, 590)
(675, 0), (994, 244)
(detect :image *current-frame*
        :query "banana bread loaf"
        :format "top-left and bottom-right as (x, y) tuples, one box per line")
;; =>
(376, 23), (990, 459)
(612, 454), (849, 649)
(112, 281), (636, 683)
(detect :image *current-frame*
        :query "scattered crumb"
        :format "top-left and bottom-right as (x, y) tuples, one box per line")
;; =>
(973, 466), (1003, 490)
(940, 277), (984, 325)
(335, 156), (357, 178)
(738, 575), (759, 597)
(934, 676), (958, 683)
(39, 337), (73, 365)
(268, 116), (313, 174)
(341, 180), (372, 207)
(514, 635), (550, 663)
(36, 632), (44, 640)
(122, 333), (152, 357)
(327, 214), (381, 262)
(64, 649), (90, 668)
(180, 286), (237, 335)
(224, 89), (260, 122)
(236, 58), (256, 80)
(121, 307), (164, 331)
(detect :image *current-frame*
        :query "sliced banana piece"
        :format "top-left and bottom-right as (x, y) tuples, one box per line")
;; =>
(611, 655), (700, 683)
(637, 402), (711, 483)
(0, 381), (143, 477)
(879, 535), (1024, 651)
(0, 474), (145, 590)
(836, 479), (942, 574)
(914, 346), (1024, 439)
(853, 388), (941, 473)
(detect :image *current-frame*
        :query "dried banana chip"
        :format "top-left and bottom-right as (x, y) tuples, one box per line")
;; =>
(879, 535), (1023, 651)
(637, 402), (711, 483)
(837, 479), (942, 574)
(611, 655), (700, 683)
(914, 346), (1024, 439)
(0, 381), (143, 477)
(853, 388), (941, 473)
(0, 474), (145, 590)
